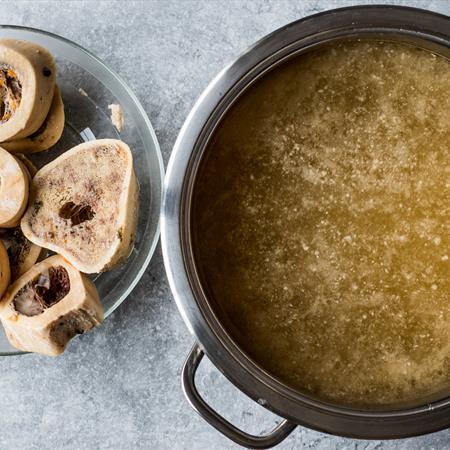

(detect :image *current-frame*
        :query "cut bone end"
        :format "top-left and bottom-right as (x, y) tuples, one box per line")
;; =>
(0, 255), (103, 355)
(0, 39), (56, 142)
(0, 146), (29, 228)
(21, 139), (138, 273)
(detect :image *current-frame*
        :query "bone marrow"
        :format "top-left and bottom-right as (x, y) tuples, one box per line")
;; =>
(21, 139), (139, 273)
(13, 266), (69, 316)
(49, 309), (100, 350)
(0, 64), (22, 123)
(0, 39), (56, 142)
(59, 201), (95, 225)
(0, 255), (103, 355)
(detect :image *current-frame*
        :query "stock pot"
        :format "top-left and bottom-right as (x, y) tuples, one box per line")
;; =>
(161, 6), (450, 448)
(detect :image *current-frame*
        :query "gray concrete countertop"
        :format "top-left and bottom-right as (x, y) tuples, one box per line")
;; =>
(1, 1), (449, 449)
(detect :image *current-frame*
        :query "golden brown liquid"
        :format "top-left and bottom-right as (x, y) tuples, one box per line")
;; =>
(192, 41), (450, 407)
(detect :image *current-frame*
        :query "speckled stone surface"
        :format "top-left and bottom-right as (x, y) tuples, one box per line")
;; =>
(1, 1), (450, 449)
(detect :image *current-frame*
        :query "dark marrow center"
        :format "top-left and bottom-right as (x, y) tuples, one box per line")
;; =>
(13, 266), (70, 317)
(0, 64), (22, 123)
(59, 202), (95, 226)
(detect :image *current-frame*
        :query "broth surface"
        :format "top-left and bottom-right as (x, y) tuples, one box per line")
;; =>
(192, 41), (450, 406)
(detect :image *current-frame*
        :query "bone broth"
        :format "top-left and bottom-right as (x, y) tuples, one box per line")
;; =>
(192, 41), (450, 407)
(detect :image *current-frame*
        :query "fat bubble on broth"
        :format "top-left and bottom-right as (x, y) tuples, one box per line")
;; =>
(192, 40), (450, 407)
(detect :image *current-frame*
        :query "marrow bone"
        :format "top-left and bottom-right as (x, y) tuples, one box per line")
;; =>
(0, 255), (103, 355)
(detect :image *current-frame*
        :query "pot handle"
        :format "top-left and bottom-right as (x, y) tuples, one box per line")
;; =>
(182, 343), (296, 449)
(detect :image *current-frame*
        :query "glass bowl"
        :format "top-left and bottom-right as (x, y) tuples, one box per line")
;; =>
(0, 26), (164, 355)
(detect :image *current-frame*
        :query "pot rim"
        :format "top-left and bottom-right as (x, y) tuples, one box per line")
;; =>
(162, 4), (450, 439)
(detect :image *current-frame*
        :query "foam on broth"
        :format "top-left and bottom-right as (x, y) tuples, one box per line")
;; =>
(192, 40), (450, 407)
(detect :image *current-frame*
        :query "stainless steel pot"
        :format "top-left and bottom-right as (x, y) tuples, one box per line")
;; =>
(161, 6), (450, 448)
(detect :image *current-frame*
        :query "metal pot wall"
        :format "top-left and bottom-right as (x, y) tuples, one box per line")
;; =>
(161, 6), (450, 448)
